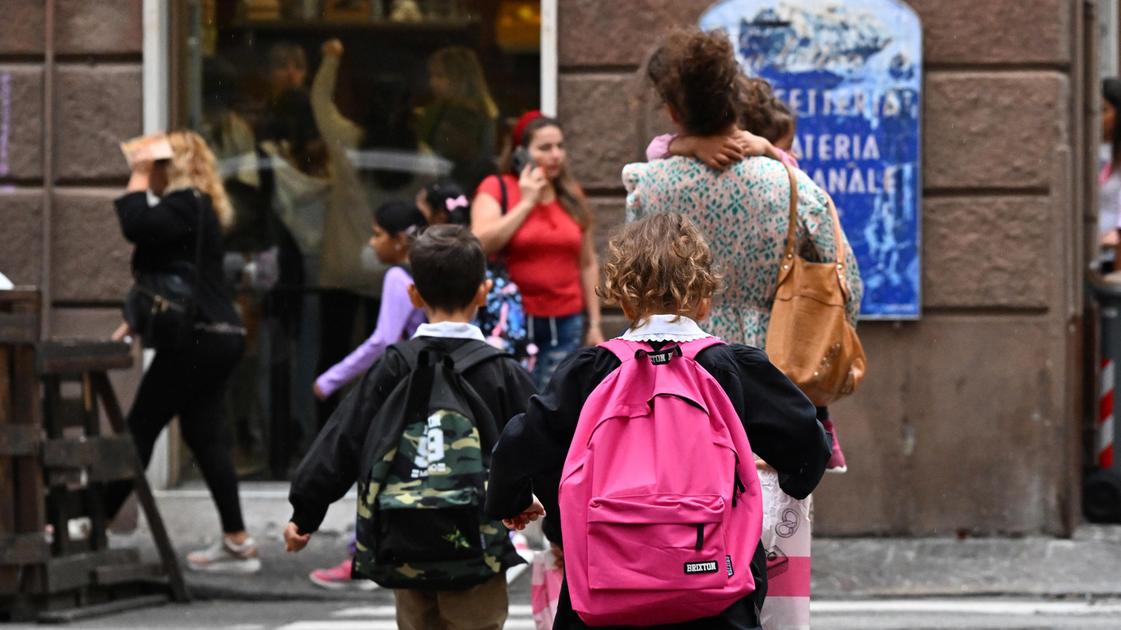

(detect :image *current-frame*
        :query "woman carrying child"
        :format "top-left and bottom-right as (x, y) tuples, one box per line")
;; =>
(486, 213), (832, 629)
(626, 28), (863, 630)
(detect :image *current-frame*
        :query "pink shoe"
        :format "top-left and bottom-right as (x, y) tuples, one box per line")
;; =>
(309, 557), (376, 590)
(822, 418), (848, 473)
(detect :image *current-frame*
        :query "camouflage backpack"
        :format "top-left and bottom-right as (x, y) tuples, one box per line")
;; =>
(353, 340), (515, 590)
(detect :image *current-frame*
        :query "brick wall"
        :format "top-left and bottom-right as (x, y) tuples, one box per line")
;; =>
(556, 0), (1093, 534)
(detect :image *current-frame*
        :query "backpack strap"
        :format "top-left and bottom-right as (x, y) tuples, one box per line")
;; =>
(679, 336), (725, 361)
(599, 338), (650, 363)
(389, 341), (422, 371)
(448, 340), (505, 374)
(602, 337), (724, 364)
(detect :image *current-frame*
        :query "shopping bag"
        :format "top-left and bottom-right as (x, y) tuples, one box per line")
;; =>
(530, 545), (564, 630)
(758, 467), (813, 630)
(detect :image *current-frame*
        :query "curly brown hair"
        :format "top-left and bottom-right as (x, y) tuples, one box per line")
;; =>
(599, 213), (721, 326)
(736, 75), (794, 143)
(647, 29), (741, 137)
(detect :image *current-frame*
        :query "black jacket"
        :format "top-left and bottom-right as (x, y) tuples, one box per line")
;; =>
(115, 189), (240, 327)
(289, 336), (537, 534)
(484, 342), (830, 630)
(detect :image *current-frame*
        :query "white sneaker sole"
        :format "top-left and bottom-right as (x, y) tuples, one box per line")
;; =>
(187, 556), (262, 574)
(309, 573), (377, 590)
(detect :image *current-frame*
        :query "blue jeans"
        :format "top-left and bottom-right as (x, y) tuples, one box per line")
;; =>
(528, 313), (584, 392)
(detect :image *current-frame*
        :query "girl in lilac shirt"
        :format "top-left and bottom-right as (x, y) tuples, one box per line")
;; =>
(313, 201), (428, 401)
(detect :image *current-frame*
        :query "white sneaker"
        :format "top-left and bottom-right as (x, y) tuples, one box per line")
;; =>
(186, 536), (262, 574)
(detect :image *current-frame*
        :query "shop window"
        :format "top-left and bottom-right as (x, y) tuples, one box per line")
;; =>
(173, 0), (541, 481)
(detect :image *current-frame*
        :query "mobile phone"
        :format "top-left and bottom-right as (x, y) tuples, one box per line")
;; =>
(512, 147), (535, 174)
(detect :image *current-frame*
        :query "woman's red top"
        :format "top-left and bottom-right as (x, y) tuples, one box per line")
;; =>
(476, 174), (585, 317)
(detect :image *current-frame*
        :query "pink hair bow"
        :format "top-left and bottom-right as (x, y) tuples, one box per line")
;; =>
(445, 195), (469, 211)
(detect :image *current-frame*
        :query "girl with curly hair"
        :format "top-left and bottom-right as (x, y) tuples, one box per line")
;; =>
(486, 213), (830, 629)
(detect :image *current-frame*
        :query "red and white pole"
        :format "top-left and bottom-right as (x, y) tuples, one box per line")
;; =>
(1100, 358), (1115, 469)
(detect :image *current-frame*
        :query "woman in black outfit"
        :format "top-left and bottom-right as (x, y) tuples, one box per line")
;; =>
(106, 131), (259, 574)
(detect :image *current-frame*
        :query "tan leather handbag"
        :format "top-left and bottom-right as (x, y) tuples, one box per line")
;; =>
(765, 164), (866, 406)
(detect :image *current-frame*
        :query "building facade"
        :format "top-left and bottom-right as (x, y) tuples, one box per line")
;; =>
(0, 0), (1102, 535)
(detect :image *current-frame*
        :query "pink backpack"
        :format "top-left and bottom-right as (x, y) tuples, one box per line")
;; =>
(558, 337), (763, 626)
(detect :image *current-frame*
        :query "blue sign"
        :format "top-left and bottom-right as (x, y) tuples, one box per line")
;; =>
(701, 0), (922, 319)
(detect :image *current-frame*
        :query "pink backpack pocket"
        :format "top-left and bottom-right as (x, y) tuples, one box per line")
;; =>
(587, 494), (728, 591)
(559, 337), (763, 627)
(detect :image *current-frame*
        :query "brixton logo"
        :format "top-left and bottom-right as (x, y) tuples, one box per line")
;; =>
(684, 560), (719, 575)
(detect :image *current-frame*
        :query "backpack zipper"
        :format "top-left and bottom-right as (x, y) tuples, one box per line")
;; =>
(695, 524), (704, 551)
(732, 471), (746, 507)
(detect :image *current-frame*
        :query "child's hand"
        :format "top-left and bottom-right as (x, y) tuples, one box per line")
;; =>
(683, 134), (746, 170)
(313, 383), (327, 401)
(284, 522), (311, 553)
(734, 130), (778, 161)
(502, 496), (546, 531)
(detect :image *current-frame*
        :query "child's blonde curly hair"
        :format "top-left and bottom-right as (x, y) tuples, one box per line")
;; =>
(599, 213), (721, 326)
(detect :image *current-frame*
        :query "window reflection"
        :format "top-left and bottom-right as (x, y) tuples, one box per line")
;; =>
(179, 0), (541, 480)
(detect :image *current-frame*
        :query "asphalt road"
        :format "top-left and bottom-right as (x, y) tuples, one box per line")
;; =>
(8, 594), (1121, 630)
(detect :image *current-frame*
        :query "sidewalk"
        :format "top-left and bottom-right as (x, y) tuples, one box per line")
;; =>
(131, 485), (1121, 602)
(812, 526), (1121, 599)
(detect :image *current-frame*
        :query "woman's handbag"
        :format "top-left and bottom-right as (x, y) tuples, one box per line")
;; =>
(123, 190), (206, 350)
(765, 164), (866, 406)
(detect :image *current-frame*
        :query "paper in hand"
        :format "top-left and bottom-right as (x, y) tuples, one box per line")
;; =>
(120, 133), (173, 167)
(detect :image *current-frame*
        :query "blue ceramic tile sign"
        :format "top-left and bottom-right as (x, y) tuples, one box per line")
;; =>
(701, 0), (922, 319)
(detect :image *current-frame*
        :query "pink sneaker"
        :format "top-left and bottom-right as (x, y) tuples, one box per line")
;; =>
(822, 418), (848, 473)
(309, 557), (376, 590)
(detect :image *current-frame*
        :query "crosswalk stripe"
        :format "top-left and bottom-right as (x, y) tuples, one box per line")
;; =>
(332, 605), (533, 618)
(289, 603), (537, 629)
(280, 614), (536, 630)
(810, 599), (1121, 616)
(284, 618), (538, 623)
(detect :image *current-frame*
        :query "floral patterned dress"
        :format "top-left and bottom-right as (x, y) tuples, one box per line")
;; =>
(622, 156), (861, 348)
(623, 155), (863, 630)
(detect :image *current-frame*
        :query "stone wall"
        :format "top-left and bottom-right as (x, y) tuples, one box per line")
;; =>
(0, 1), (145, 449)
(556, 0), (1092, 534)
(0, 0), (139, 310)
(0, 0), (1095, 531)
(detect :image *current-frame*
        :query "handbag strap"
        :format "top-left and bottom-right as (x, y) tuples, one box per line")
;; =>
(776, 164), (852, 299)
(493, 175), (511, 266)
(189, 189), (207, 320)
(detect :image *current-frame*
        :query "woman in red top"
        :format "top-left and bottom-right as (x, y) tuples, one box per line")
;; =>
(472, 115), (603, 389)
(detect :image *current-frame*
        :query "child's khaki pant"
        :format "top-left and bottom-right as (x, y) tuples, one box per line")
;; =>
(394, 573), (508, 630)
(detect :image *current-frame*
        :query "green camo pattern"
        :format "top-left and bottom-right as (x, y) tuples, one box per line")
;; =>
(354, 408), (510, 588)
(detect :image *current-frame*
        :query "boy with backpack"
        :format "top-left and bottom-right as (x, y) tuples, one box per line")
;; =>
(284, 225), (537, 629)
(486, 213), (832, 629)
